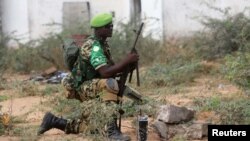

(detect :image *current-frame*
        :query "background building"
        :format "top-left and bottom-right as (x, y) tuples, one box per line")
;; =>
(0, 0), (249, 45)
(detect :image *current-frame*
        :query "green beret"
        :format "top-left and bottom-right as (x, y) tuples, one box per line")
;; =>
(90, 13), (113, 28)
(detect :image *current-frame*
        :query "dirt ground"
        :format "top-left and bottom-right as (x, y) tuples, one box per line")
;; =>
(0, 73), (243, 141)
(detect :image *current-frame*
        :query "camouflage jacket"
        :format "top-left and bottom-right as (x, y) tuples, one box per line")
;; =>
(71, 36), (114, 88)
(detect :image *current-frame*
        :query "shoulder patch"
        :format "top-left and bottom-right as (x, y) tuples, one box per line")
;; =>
(93, 46), (100, 52)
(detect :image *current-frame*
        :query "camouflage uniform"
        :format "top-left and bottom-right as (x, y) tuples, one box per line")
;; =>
(38, 13), (134, 141)
(61, 36), (139, 133)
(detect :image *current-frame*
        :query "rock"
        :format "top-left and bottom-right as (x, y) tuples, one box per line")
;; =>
(184, 121), (209, 139)
(157, 104), (195, 124)
(152, 120), (168, 139)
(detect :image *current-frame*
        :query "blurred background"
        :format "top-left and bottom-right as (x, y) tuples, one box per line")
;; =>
(0, 0), (248, 44)
(0, 0), (250, 140)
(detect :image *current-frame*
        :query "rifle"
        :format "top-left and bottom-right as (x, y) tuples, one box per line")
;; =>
(128, 23), (144, 86)
(117, 22), (144, 131)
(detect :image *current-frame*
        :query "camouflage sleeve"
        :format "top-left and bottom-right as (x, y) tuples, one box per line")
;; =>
(90, 41), (107, 70)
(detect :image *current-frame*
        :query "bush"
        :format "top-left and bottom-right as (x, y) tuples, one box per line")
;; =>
(194, 96), (250, 124)
(142, 60), (203, 88)
(122, 97), (159, 118)
(0, 34), (9, 77)
(194, 7), (250, 59)
(222, 52), (250, 93)
(7, 46), (46, 73)
(5, 21), (161, 73)
(51, 97), (116, 139)
(5, 22), (92, 73)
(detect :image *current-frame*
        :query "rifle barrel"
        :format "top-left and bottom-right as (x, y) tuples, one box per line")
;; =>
(132, 23), (144, 50)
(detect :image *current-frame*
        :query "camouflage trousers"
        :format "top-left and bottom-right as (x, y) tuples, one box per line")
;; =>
(62, 74), (140, 103)
(61, 74), (140, 134)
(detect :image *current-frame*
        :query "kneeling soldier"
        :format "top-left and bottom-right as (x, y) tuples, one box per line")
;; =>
(38, 13), (140, 141)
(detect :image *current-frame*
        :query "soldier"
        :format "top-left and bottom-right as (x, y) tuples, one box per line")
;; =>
(37, 13), (139, 141)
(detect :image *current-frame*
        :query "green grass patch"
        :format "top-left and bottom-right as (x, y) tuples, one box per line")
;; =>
(122, 96), (160, 118)
(142, 60), (203, 88)
(194, 96), (250, 124)
(0, 95), (9, 102)
(222, 52), (250, 94)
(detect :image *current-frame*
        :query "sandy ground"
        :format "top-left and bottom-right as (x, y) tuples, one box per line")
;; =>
(0, 95), (160, 140)
(0, 73), (243, 141)
(0, 74), (162, 141)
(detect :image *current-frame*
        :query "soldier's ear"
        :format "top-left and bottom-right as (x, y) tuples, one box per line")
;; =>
(95, 28), (102, 34)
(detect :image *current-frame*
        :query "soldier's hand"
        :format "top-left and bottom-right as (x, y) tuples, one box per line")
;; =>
(126, 52), (139, 64)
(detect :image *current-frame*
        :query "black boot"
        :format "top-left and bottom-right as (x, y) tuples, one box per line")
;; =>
(37, 112), (67, 135)
(106, 119), (131, 141)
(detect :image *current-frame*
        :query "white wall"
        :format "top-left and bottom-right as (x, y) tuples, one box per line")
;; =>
(2, 0), (29, 43)
(90, 0), (130, 22)
(162, 0), (250, 38)
(2, 0), (250, 43)
(2, 0), (130, 42)
(27, 0), (64, 40)
(27, 0), (130, 40)
(141, 0), (163, 40)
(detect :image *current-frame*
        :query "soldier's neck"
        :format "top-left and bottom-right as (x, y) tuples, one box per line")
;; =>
(95, 35), (107, 44)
